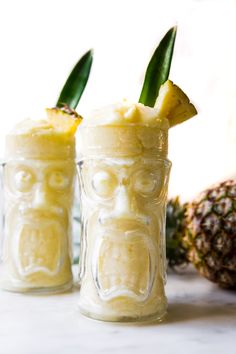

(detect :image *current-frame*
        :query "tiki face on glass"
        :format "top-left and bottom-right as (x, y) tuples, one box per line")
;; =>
(0, 158), (75, 293)
(80, 157), (170, 297)
(4, 159), (74, 276)
(78, 153), (171, 320)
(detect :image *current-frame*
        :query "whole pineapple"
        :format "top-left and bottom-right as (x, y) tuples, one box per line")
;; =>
(166, 180), (236, 289)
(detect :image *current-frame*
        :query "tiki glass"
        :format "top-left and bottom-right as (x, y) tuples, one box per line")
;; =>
(77, 111), (171, 322)
(0, 120), (76, 293)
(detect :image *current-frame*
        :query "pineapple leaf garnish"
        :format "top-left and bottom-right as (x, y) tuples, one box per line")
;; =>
(56, 49), (93, 110)
(139, 26), (177, 107)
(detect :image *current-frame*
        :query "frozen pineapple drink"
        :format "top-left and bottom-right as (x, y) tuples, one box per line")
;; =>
(77, 101), (171, 322)
(77, 27), (197, 322)
(0, 115), (77, 293)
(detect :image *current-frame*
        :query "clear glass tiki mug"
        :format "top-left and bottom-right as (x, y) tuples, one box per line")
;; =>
(0, 120), (76, 293)
(77, 124), (171, 322)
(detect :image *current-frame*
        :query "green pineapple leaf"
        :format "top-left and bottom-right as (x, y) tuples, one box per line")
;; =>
(56, 49), (93, 110)
(139, 26), (177, 107)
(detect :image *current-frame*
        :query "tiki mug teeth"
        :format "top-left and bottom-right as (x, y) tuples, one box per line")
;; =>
(0, 120), (76, 293)
(77, 122), (171, 322)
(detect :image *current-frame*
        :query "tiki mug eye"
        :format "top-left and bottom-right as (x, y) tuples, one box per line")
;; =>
(133, 170), (157, 195)
(48, 171), (69, 190)
(14, 169), (35, 192)
(92, 171), (118, 198)
(133, 161), (168, 198)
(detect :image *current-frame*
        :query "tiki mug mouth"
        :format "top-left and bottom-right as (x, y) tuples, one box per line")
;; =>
(3, 202), (69, 280)
(12, 218), (66, 277)
(91, 218), (157, 302)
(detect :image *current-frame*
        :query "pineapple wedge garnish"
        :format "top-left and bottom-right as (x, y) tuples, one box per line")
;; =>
(155, 80), (197, 127)
(46, 105), (82, 135)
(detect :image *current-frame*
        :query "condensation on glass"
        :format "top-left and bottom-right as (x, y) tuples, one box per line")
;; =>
(77, 125), (171, 322)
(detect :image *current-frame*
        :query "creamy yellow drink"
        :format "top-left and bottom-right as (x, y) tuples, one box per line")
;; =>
(0, 112), (79, 293)
(77, 100), (171, 321)
(76, 25), (196, 321)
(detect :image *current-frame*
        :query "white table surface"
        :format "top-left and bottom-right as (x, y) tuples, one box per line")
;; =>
(0, 267), (235, 354)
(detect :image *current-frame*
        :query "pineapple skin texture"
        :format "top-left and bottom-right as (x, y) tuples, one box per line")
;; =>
(184, 180), (236, 289)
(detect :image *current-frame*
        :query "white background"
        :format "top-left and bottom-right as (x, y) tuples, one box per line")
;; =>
(0, 0), (235, 200)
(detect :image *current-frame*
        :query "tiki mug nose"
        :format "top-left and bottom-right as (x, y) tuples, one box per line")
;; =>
(113, 185), (133, 217)
(99, 184), (140, 225)
(32, 184), (49, 209)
